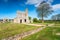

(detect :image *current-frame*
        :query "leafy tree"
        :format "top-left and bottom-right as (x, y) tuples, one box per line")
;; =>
(36, 1), (53, 23)
(29, 17), (31, 20)
(33, 18), (38, 23)
(51, 14), (60, 20)
(51, 14), (60, 24)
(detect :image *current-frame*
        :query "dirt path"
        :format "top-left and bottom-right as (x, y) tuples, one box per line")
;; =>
(2, 24), (46, 40)
(23, 23), (54, 26)
(25, 24), (45, 26)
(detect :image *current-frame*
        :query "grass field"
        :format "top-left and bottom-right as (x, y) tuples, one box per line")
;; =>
(0, 23), (40, 39)
(22, 26), (60, 40)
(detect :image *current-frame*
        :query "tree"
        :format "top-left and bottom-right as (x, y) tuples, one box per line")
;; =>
(29, 17), (31, 20)
(33, 18), (38, 23)
(51, 14), (60, 20)
(51, 14), (60, 24)
(36, 1), (53, 23)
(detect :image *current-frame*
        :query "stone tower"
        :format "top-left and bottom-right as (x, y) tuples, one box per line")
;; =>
(25, 8), (28, 17)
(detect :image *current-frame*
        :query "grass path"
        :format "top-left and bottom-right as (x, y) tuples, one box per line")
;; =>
(2, 26), (46, 40)
(22, 27), (60, 40)
(1, 23), (54, 40)
(2, 23), (54, 40)
(0, 23), (40, 40)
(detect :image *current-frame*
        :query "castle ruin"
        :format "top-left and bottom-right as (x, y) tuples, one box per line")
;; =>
(14, 9), (30, 23)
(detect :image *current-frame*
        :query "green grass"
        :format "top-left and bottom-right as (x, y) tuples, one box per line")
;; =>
(0, 23), (40, 39)
(22, 27), (60, 40)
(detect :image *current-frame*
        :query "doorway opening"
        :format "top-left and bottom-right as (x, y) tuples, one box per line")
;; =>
(24, 19), (26, 22)
(20, 19), (22, 23)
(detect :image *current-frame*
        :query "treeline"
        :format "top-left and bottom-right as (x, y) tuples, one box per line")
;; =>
(44, 20), (60, 23)
(33, 18), (60, 23)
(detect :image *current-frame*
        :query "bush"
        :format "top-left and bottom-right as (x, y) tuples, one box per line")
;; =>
(33, 18), (38, 23)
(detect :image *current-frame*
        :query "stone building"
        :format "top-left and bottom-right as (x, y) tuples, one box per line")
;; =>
(3, 18), (9, 23)
(2, 18), (13, 23)
(14, 9), (30, 23)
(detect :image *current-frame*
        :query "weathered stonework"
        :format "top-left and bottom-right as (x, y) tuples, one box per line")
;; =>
(3, 18), (9, 23)
(14, 9), (30, 23)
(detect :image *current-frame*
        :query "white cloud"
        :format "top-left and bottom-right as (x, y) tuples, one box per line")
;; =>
(52, 4), (60, 10)
(26, 0), (53, 7)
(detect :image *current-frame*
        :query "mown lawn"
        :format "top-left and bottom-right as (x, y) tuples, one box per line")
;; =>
(0, 23), (40, 39)
(22, 26), (60, 40)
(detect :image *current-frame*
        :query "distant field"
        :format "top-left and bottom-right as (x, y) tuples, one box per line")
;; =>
(0, 23), (40, 39)
(22, 26), (60, 40)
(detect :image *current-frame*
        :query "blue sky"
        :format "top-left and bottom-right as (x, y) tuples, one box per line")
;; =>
(0, 0), (60, 19)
